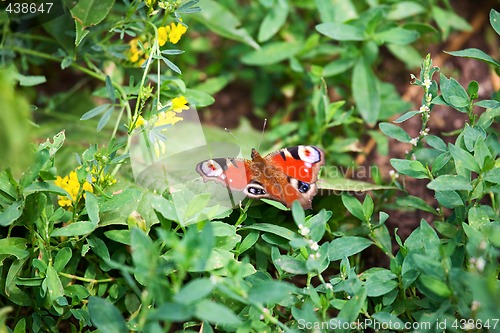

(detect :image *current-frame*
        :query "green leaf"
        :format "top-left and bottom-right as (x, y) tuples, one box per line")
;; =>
(425, 135), (447, 151)
(353, 59), (380, 125)
(195, 299), (241, 325)
(387, 1), (425, 20)
(323, 58), (356, 77)
(149, 302), (194, 322)
(24, 182), (71, 198)
(338, 286), (367, 322)
(88, 296), (128, 332)
(315, 22), (365, 41)
(396, 195), (437, 215)
(427, 175), (472, 191)
(194, 0), (259, 49)
(248, 280), (296, 304)
(182, 89), (214, 107)
(318, 175), (395, 191)
(0, 200), (23, 227)
(475, 99), (500, 109)
(51, 221), (97, 237)
(184, 193), (211, 219)
(0, 237), (29, 260)
(45, 264), (64, 304)
(490, 9), (500, 35)
(85, 192), (99, 225)
(54, 247), (72, 271)
(435, 190), (464, 208)
(372, 312), (405, 329)
(386, 44), (423, 68)
(16, 74), (46, 87)
(243, 223), (294, 240)
(484, 168), (500, 184)
(439, 74), (469, 112)
(258, 0), (289, 42)
(390, 159), (429, 179)
(341, 194), (365, 221)
(81, 104), (112, 121)
(445, 48), (500, 68)
(375, 27), (419, 45)
(237, 231), (259, 255)
(241, 41), (301, 66)
(393, 110), (420, 123)
(379, 123), (411, 143)
(291, 201), (305, 226)
(13, 318), (26, 333)
(71, 0), (115, 46)
(20, 148), (50, 187)
(174, 278), (214, 304)
(328, 236), (373, 261)
(362, 195), (374, 222)
(273, 255), (308, 274)
(468, 206), (490, 229)
(417, 274), (452, 298)
(449, 144), (480, 174)
(431, 152), (452, 175)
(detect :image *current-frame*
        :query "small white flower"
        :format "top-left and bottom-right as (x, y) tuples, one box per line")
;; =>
(310, 241), (319, 251)
(389, 170), (399, 179)
(419, 130), (428, 137)
(471, 300), (481, 312)
(300, 226), (310, 236)
(260, 307), (269, 320)
(325, 283), (333, 290)
(419, 105), (430, 113)
(475, 257), (486, 272)
(423, 79), (432, 89)
(410, 138), (419, 146)
(309, 254), (315, 260)
(426, 93), (433, 103)
(314, 252), (321, 259)
(298, 224), (304, 230)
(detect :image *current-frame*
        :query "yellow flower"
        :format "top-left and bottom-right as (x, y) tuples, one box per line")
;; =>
(165, 22), (187, 44)
(54, 170), (93, 208)
(158, 26), (168, 47)
(170, 96), (189, 112)
(134, 115), (147, 129)
(127, 38), (148, 65)
(155, 111), (183, 126)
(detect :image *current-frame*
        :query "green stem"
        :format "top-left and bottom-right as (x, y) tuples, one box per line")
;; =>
(59, 272), (115, 283)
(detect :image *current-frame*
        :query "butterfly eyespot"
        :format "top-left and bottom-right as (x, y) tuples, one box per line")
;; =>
(297, 181), (310, 193)
(297, 146), (321, 164)
(247, 187), (266, 195)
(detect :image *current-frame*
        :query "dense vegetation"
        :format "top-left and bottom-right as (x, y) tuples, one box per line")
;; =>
(0, 1), (499, 332)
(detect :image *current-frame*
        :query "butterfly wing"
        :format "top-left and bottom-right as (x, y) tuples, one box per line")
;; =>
(266, 146), (324, 183)
(196, 158), (250, 191)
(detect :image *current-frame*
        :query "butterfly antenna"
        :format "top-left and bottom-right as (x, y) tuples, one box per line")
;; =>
(257, 118), (267, 150)
(224, 127), (241, 142)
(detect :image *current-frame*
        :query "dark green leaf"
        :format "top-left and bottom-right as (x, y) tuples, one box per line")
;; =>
(71, 0), (116, 46)
(0, 200), (23, 226)
(54, 247), (72, 271)
(379, 123), (411, 143)
(375, 27), (419, 45)
(85, 192), (99, 225)
(241, 42), (301, 66)
(88, 296), (128, 332)
(257, 0), (288, 42)
(248, 280), (296, 304)
(425, 135), (447, 151)
(490, 9), (500, 35)
(372, 312), (405, 328)
(440, 74), (469, 112)
(243, 224), (294, 240)
(273, 255), (308, 274)
(316, 22), (365, 41)
(393, 110), (420, 123)
(149, 302), (194, 322)
(195, 299), (241, 325)
(445, 48), (500, 68)
(427, 175), (472, 191)
(80, 103), (112, 121)
(51, 221), (97, 237)
(341, 194), (365, 221)
(45, 264), (64, 303)
(475, 99), (500, 109)
(328, 237), (373, 261)
(291, 200), (305, 226)
(390, 159), (429, 179)
(396, 195), (437, 215)
(435, 190), (464, 208)
(174, 278), (214, 304)
(449, 144), (480, 173)
(353, 59), (380, 125)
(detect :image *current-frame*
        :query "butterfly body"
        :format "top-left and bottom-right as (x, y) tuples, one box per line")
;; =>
(196, 146), (324, 209)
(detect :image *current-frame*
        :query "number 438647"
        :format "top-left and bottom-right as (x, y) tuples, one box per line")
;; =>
(5, 2), (53, 14)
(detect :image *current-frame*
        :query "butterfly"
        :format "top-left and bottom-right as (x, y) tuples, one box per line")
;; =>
(196, 145), (325, 209)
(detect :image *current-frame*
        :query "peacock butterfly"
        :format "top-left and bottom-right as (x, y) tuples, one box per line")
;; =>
(195, 145), (325, 209)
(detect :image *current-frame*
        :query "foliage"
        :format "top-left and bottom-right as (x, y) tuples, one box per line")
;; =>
(0, 0), (499, 332)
